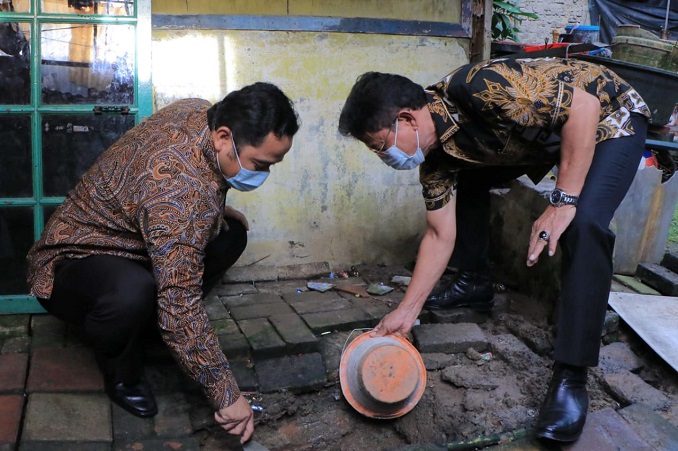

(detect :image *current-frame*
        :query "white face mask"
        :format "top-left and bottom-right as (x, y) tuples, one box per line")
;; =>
(216, 134), (269, 191)
(378, 119), (425, 170)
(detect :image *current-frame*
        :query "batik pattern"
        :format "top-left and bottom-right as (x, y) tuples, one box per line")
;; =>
(27, 98), (241, 410)
(421, 57), (651, 210)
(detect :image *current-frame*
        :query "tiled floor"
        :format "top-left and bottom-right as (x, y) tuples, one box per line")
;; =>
(1, 262), (677, 450)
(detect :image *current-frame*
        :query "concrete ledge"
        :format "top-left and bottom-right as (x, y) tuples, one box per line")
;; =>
(661, 253), (678, 273)
(277, 262), (331, 280)
(489, 176), (560, 304)
(222, 266), (278, 284)
(256, 353), (327, 393)
(575, 407), (650, 451)
(635, 263), (678, 296)
(619, 403), (678, 450)
(413, 323), (488, 354)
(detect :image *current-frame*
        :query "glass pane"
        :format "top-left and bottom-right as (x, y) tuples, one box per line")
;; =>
(0, 0), (30, 13)
(0, 207), (33, 295)
(42, 113), (135, 196)
(41, 22), (135, 104)
(41, 0), (134, 16)
(0, 21), (31, 104)
(0, 114), (32, 197)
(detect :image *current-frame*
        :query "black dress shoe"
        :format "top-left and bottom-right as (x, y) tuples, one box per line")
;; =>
(424, 271), (494, 310)
(535, 363), (588, 442)
(106, 380), (158, 418)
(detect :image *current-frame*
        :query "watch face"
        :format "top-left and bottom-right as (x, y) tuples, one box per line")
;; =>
(550, 189), (562, 205)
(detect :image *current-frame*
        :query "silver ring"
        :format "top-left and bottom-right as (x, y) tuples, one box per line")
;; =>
(538, 231), (550, 241)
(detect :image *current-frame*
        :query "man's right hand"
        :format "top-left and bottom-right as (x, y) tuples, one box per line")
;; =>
(370, 304), (420, 338)
(214, 395), (254, 443)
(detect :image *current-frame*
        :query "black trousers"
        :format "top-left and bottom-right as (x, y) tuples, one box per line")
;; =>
(452, 114), (648, 367)
(38, 217), (247, 384)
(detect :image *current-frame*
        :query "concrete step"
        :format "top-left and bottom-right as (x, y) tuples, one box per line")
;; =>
(618, 403), (678, 451)
(636, 263), (678, 296)
(564, 406), (652, 450)
(661, 252), (678, 274)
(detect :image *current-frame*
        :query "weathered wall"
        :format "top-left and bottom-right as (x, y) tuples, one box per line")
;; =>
(515, 0), (590, 44)
(153, 0), (461, 22)
(151, 29), (468, 268)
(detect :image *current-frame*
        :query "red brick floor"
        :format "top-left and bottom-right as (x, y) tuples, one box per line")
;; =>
(0, 394), (24, 447)
(0, 354), (28, 393)
(26, 347), (104, 392)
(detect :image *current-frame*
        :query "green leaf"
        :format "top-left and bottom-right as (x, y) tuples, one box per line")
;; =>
(500, 14), (513, 30)
(494, 1), (523, 14)
(492, 0), (538, 41)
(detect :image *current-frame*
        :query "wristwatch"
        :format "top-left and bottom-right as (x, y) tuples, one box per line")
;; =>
(549, 188), (579, 207)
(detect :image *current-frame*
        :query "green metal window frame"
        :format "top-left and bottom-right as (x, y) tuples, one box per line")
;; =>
(0, 0), (152, 314)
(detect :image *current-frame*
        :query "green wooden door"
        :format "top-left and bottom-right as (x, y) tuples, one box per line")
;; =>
(0, 0), (151, 313)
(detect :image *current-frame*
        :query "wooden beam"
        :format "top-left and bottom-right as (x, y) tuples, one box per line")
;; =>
(469, 0), (492, 62)
(153, 14), (470, 38)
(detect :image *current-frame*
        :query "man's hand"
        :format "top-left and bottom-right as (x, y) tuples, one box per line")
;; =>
(223, 205), (249, 231)
(527, 87), (598, 267)
(370, 304), (420, 338)
(527, 205), (576, 266)
(214, 395), (254, 444)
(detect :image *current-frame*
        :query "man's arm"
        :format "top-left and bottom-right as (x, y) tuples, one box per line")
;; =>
(371, 196), (457, 337)
(135, 157), (244, 409)
(527, 87), (600, 266)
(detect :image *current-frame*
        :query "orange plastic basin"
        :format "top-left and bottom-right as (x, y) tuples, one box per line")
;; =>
(339, 332), (427, 419)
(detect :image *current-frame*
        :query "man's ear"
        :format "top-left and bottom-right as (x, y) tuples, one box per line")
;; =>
(398, 110), (418, 130)
(212, 126), (232, 154)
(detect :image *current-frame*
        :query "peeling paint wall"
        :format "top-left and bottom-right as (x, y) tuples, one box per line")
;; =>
(152, 0), (461, 22)
(151, 29), (468, 268)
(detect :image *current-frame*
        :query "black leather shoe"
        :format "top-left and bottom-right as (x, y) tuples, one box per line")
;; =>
(106, 380), (158, 418)
(535, 363), (588, 442)
(424, 271), (494, 310)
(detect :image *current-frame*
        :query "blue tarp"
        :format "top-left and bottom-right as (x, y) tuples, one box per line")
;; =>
(591, 0), (678, 43)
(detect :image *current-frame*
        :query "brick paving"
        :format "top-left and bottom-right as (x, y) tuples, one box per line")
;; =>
(0, 261), (676, 450)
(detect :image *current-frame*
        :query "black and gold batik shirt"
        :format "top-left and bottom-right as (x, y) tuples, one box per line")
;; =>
(27, 99), (241, 411)
(421, 57), (651, 210)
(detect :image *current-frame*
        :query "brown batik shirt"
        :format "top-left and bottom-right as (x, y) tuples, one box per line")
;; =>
(421, 57), (652, 210)
(27, 98), (240, 410)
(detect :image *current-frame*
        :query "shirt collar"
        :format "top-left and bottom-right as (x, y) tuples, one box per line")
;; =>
(425, 90), (459, 145)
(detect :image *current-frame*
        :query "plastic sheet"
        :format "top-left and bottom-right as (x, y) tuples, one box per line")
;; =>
(591, 0), (678, 43)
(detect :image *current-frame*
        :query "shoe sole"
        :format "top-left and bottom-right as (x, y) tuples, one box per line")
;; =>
(106, 391), (159, 418)
(535, 428), (582, 443)
(111, 399), (158, 418)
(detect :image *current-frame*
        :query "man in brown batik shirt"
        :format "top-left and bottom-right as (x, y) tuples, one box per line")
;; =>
(27, 82), (299, 444)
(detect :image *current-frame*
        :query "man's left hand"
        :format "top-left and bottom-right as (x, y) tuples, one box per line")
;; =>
(214, 395), (254, 443)
(223, 205), (249, 231)
(527, 205), (576, 266)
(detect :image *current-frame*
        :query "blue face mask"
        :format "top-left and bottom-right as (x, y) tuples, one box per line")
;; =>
(216, 135), (269, 191)
(379, 119), (425, 170)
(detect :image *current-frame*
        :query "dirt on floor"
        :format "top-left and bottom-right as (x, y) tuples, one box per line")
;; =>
(194, 265), (678, 451)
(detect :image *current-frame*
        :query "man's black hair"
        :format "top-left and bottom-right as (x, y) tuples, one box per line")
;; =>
(207, 82), (300, 147)
(338, 72), (427, 141)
